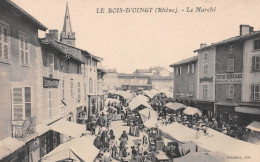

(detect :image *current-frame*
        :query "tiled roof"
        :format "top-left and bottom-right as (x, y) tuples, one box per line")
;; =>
(135, 69), (151, 73)
(194, 30), (260, 52)
(150, 76), (173, 80)
(3, 0), (47, 31)
(104, 69), (117, 73)
(169, 56), (198, 67)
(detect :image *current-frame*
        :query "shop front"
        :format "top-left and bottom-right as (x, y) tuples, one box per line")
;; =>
(88, 95), (98, 117)
(235, 103), (260, 126)
(76, 106), (88, 124)
(195, 100), (214, 117)
(39, 130), (60, 158)
(216, 104), (239, 127)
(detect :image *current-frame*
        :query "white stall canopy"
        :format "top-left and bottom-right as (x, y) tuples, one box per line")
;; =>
(183, 107), (202, 116)
(138, 108), (158, 123)
(49, 119), (86, 137)
(246, 121), (260, 132)
(41, 136), (98, 162)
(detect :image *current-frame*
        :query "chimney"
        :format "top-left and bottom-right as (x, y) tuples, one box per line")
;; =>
(200, 43), (207, 48)
(45, 29), (59, 41)
(240, 25), (254, 36)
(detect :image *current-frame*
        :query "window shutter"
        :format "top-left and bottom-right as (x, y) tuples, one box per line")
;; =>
(12, 88), (23, 120)
(54, 55), (58, 70)
(251, 85), (254, 101)
(48, 54), (54, 75)
(25, 87), (31, 118)
(252, 56), (256, 71)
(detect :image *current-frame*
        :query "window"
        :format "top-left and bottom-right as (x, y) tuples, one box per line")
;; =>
(48, 54), (54, 76)
(94, 79), (97, 93)
(89, 78), (93, 93)
(228, 45), (234, 54)
(19, 33), (30, 66)
(61, 80), (65, 100)
(188, 64), (190, 74)
(90, 57), (92, 71)
(191, 64), (195, 73)
(77, 82), (81, 101)
(48, 90), (53, 119)
(12, 87), (31, 120)
(204, 53), (208, 60)
(176, 66), (181, 75)
(0, 22), (10, 62)
(70, 79), (74, 97)
(226, 85), (234, 99)
(84, 83), (86, 100)
(227, 59), (234, 72)
(254, 39), (260, 50)
(203, 64), (208, 75)
(203, 84), (208, 99)
(189, 82), (193, 93)
(93, 61), (96, 72)
(252, 56), (260, 71)
(251, 84), (260, 101)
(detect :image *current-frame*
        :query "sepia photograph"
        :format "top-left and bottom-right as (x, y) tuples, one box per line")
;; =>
(0, 0), (260, 161)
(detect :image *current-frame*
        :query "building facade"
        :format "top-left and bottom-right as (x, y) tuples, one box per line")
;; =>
(194, 44), (216, 117)
(0, 1), (104, 161)
(170, 56), (198, 106)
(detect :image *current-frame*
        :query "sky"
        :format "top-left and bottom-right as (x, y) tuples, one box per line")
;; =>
(12, 0), (260, 73)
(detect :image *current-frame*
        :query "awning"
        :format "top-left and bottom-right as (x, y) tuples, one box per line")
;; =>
(235, 106), (260, 115)
(183, 107), (202, 116)
(49, 119), (86, 137)
(138, 108), (158, 123)
(165, 102), (187, 111)
(246, 121), (260, 132)
(143, 119), (163, 129)
(41, 136), (99, 162)
(174, 152), (228, 162)
(161, 122), (197, 142)
(0, 137), (25, 160)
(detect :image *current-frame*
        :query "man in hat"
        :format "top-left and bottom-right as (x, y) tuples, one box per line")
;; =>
(177, 114), (182, 123)
(212, 118), (218, 129)
(137, 141), (144, 156)
(121, 131), (128, 141)
(222, 127), (228, 135)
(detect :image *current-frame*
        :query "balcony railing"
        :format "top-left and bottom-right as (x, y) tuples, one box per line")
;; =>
(11, 117), (36, 138)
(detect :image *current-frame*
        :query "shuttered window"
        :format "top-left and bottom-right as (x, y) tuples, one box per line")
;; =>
(226, 85), (234, 99)
(252, 56), (260, 71)
(0, 22), (9, 61)
(48, 90), (53, 119)
(48, 54), (54, 76)
(251, 84), (260, 101)
(203, 64), (208, 75)
(203, 84), (208, 99)
(61, 80), (65, 100)
(70, 79), (74, 97)
(12, 87), (31, 120)
(19, 33), (29, 66)
(254, 39), (260, 50)
(227, 59), (235, 72)
(84, 83), (86, 100)
(77, 82), (81, 101)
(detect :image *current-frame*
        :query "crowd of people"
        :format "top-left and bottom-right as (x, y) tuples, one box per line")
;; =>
(90, 91), (259, 161)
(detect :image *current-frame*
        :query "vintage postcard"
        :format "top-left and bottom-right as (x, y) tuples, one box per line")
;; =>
(0, 0), (259, 162)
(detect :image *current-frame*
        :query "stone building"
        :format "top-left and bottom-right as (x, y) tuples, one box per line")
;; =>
(194, 44), (216, 117)
(0, 1), (105, 161)
(169, 56), (198, 106)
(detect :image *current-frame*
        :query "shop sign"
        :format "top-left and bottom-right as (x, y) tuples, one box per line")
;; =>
(200, 77), (213, 82)
(43, 77), (59, 88)
(54, 42), (81, 61)
(215, 73), (242, 84)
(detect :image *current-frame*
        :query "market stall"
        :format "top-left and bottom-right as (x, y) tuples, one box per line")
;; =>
(183, 107), (202, 116)
(138, 108), (158, 123)
(41, 136), (99, 162)
(192, 128), (260, 161)
(174, 152), (228, 162)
